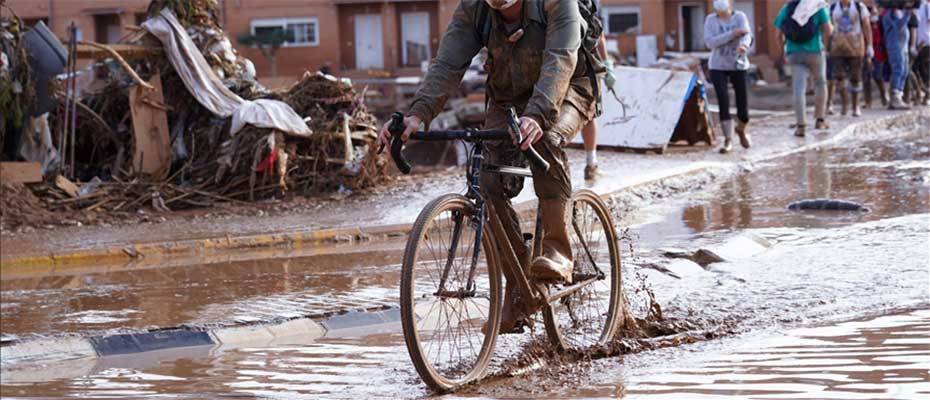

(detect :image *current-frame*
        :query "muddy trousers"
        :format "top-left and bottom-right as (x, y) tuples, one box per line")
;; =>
(709, 69), (750, 125)
(788, 52), (827, 127)
(480, 104), (587, 288)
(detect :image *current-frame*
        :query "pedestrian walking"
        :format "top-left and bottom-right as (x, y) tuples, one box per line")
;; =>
(776, 0), (834, 137)
(827, 0), (873, 117)
(864, 3), (889, 108)
(883, 4), (912, 109)
(704, 0), (753, 153)
(580, 34), (614, 181)
(913, 0), (930, 105)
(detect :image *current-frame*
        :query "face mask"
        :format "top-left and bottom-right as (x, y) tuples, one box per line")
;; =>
(713, 0), (730, 12)
(485, 0), (519, 10)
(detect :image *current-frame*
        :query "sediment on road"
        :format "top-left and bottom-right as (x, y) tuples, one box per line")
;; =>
(1, 108), (926, 273)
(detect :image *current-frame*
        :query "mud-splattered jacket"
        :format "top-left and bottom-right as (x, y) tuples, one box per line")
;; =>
(407, 0), (596, 131)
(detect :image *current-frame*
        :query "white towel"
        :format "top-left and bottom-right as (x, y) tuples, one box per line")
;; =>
(792, 0), (829, 27)
(143, 10), (312, 138)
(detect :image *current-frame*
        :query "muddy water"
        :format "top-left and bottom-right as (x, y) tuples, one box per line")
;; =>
(604, 309), (930, 399)
(1, 243), (405, 339)
(1, 132), (928, 397)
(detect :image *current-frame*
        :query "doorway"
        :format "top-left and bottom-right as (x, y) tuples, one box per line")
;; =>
(680, 5), (705, 52)
(400, 12), (430, 67)
(93, 13), (121, 44)
(354, 14), (384, 69)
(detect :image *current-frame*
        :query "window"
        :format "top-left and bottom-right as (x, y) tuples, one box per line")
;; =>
(250, 17), (319, 47)
(603, 6), (641, 35)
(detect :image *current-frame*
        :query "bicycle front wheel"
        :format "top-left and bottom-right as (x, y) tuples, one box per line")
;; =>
(400, 194), (502, 392)
(544, 189), (625, 351)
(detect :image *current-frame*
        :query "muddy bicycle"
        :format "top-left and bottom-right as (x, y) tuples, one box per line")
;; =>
(385, 109), (627, 392)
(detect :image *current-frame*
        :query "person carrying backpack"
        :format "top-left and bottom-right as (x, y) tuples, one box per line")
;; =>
(378, 0), (603, 332)
(775, 0), (834, 137)
(827, 0), (873, 117)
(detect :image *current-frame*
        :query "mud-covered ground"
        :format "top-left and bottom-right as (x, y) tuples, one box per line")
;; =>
(1, 123), (927, 398)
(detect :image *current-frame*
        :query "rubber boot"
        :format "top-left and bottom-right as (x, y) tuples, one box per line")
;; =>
(890, 90), (911, 110)
(497, 281), (527, 334)
(718, 120), (734, 154)
(736, 119), (751, 149)
(851, 92), (861, 117)
(877, 80), (889, 106)
(529, 198), (574, 283)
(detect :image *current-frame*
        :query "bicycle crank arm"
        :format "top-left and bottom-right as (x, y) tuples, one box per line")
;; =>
(546, 276), (600, 304)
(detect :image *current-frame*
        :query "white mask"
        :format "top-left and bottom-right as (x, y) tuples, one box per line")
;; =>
(485, 0), (519, 10)
(713, 0), (730, 12)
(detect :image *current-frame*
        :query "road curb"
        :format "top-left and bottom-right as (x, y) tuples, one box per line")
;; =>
(1, 307), (396, 366)
(2, 109), (926, 272)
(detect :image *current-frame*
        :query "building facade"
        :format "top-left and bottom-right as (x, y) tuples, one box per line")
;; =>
(6, 0), (792, 81)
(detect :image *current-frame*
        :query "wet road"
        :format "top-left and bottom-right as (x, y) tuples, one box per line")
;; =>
(1, 131), (928, 398)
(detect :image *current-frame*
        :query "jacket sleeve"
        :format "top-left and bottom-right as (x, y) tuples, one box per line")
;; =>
(523, 0), (583, 131)
(407, 1), (482, 127)
(704, 16), (733, 49)
(738, 13), (753, 48)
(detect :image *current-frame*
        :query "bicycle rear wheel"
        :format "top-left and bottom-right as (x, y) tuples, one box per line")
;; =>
(400, 194), (502, 392)
(543, 189), (625, 351)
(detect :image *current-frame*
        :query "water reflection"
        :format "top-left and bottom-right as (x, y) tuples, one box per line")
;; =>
(677, 133), (929, 235)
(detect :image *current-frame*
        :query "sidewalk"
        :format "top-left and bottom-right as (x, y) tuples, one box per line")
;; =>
(1, 107), (926, 273)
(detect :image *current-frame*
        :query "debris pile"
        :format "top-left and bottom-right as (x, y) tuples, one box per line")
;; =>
(1, 0), (387, 226)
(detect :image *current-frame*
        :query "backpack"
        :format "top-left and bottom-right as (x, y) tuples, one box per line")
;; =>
(473, 0), (606, 116)
(829, 0), (865, 17)
(780, 0), (821, 43)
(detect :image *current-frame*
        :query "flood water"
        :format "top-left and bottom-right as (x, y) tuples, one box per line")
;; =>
(1, 131), (927, 398)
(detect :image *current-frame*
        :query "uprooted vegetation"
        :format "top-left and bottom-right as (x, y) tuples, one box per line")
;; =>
(1, 0), (389, 230)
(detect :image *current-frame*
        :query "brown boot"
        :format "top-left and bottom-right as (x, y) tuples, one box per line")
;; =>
(877, 81), (889, 106)
(735, 119), (751, 149)
(529, 198), (574, 283)
(483, 281), (527, 335)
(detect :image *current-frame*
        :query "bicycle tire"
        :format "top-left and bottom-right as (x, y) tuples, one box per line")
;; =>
(543, 189), (625, 351)
(400, 194), (502, 392)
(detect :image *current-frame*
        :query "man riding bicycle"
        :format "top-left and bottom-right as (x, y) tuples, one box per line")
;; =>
(379, 0), (599, 332)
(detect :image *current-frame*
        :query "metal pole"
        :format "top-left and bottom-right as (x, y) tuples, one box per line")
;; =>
(68, 23), (77, 179)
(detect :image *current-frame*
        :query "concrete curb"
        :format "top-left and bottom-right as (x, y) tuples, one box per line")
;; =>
(2, 109), (926, 272)
(0, 306), (401, 366)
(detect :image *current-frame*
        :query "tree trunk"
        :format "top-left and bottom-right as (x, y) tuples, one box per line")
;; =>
(270, 55), (278, 78)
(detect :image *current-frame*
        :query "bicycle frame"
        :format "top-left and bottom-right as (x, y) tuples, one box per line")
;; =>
(425, 134), (605, 315)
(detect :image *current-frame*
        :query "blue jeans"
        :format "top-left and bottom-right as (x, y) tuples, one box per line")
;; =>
(788, 51), (827, 127)
(887, 47), (909, 92)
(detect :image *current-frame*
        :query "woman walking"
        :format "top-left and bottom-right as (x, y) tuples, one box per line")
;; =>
(705, 0), (753, 154)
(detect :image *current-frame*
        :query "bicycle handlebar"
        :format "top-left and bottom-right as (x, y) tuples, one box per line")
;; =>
(387, 108), (550, 175)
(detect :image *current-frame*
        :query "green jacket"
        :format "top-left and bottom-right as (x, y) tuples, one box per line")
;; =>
(407, 0), (596, 131)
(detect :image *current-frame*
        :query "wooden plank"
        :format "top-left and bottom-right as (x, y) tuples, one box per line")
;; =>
(75, 44), (161, 60)
(54, 175), (80, 197)
(130, 72), (171, 178)
(0, 162), (42, 184)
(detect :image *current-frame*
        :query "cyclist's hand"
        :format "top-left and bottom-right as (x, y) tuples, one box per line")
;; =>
(378, 114), (422, 148)
(515, 116), (543, 151)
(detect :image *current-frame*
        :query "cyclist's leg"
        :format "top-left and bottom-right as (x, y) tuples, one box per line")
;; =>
(528, 102), (588, 283)
(480, 107), (532, 332)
